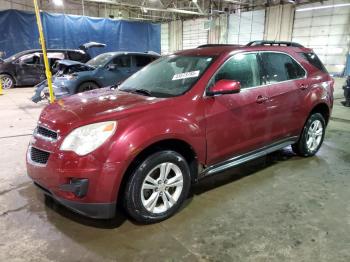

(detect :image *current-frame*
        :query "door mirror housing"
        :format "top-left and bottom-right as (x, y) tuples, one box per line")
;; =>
(107, 64), (117, 71)
(207, 79), (241, 96)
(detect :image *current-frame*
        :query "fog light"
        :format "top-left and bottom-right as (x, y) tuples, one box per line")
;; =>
(59, 178), (89, 198)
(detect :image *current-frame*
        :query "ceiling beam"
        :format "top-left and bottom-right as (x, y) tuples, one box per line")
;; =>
(83, 0), (206, 15)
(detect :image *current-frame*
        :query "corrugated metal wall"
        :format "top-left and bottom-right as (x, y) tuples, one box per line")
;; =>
(161, 23), (169, 54)
(160, 3), (349, 73)
(228, 10), (265, 45)
(292, 0), (350, 74)
(182, 18), (209, 49)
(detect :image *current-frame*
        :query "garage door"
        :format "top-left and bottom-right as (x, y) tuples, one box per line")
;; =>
(161, 23), (169, 54)
(227, 10), (265, 45)
(292, 0), (350, 74)
(183, 18), (208, 49)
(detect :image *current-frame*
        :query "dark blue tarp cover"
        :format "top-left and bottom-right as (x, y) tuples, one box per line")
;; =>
(0, 9), (160, 58)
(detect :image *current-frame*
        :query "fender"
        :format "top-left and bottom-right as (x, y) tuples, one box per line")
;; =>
(301, 78), (332, 126)
(105, 112), (207, 168)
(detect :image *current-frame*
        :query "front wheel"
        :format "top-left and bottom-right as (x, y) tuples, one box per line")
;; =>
(292, 113), (326, 157)
(123, 151), (191, 223)
(0, 74), (14, 89)
(76, 82), (99, 93)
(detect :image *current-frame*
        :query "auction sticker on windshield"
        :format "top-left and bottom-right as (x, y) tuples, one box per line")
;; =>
(172, 70), (200, 81)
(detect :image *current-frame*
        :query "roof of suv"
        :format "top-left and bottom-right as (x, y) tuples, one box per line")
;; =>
(175, 42), (313, 57)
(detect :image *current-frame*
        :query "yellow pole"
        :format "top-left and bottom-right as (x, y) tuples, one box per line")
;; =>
(33, 0), (55, 103)
(0, 77), (3, 96)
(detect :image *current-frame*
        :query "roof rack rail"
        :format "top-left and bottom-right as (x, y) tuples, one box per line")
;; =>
(246, 40), (304, 47)
(197, 44), (240, 48)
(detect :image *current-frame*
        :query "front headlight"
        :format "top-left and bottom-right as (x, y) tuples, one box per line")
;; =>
(60, 121), (117, 156)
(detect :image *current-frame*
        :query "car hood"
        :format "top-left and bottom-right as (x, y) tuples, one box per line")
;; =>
(39, 88), (166, 129)
(57, 59), (85, 67)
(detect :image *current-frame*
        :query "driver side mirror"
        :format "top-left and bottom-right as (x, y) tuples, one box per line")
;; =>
(107, 64), (117, 71)
(207, 79), (241, 96)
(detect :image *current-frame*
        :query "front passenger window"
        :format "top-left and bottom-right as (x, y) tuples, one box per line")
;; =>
(112, 56), (131, 68)
(19, 53), (41, 65)
(212, 53), (262, 89)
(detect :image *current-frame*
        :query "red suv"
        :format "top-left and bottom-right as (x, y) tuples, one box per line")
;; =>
(27, 41), (334, 223)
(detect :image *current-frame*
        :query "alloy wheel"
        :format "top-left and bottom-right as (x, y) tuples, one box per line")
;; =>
(141, 162), (184, 214)
(306, 119), (323, 151)
(1, 76), (13, 89)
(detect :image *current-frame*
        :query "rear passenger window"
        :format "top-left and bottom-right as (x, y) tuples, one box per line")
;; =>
(212, 53), (262, 89)
(112, 56), (131, 68)
(300, 52), (327, 73)
(134, 55), (152, 67)
(260, 53), (305, 83)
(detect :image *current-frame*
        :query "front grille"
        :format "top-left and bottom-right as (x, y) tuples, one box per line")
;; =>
(36, 126), (58, 140)
(30, 147), (50, 165)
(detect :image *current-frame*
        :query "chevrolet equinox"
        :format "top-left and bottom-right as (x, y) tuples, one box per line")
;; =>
(27, 41), (334, 223)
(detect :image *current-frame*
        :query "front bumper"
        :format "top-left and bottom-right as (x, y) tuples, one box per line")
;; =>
(33, 181), (116, 219)
(27, 140), (125, 219)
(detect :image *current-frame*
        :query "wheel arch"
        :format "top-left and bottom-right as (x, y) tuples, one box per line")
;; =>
(0, 72), (16, 85)
(75, 80), (101, 93)
(309, 102), (330, 125)
(117, 138), (199, 205)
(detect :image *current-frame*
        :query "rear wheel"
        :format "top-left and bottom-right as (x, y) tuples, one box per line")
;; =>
(0, 74), (14, 89)
(292, 113), (326, 157)
(77, 82), (99, 93)
(124, 151), (191, 223)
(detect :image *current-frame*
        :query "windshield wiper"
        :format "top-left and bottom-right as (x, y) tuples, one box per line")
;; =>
(122, 88), (153, 97)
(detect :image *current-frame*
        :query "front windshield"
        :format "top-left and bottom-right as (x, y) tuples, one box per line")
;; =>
(119, 55), (214, 97)
(86, 53), (114, 67)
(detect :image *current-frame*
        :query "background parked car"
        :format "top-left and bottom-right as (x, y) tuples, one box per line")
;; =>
(31, 51), (160, 102)
(0, 42), (105, 89)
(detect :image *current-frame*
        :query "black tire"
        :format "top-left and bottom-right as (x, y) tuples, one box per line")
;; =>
(292, 113), (326, 157)
(0, 74), (14, 89)
(123, 150), (191, 223)
(76, 82), (99, 93)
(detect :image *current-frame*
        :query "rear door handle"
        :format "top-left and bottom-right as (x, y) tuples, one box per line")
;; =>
(300, 84), (309, 90)
(256, 95), (269, 104)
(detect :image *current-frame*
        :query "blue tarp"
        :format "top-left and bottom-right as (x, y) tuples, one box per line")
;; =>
(0, 9), (160, 58)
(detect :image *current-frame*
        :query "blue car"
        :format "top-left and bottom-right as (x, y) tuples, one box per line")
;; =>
(32, 51), (159, 102)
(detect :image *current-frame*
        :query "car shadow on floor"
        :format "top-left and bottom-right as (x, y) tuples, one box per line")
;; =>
(43, 195), (128, 229)
(192, 147), (296, 196)
(42, 147), (298, 229)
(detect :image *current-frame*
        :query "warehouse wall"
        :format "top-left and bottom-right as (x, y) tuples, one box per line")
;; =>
(264, 4), (294, 41)
(292, 0), (350, 75)
(228, 10), (265, 45)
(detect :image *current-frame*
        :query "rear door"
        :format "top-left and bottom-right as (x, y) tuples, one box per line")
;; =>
(260, 52), (307, 141)
(205, 52), (271, 165)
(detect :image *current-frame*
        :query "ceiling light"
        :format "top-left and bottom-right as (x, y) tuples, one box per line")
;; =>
(53, 0), (63, 6)
(296, 3), (350, 12)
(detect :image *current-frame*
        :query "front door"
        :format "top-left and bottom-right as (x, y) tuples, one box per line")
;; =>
(16, 52), (45, 85)
(102, 55), (132, 86)
(205, 52), (271, 165)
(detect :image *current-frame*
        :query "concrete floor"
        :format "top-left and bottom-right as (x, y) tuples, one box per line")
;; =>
(0, 79), (349, 261)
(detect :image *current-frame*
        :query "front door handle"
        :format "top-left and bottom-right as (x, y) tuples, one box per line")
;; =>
(256, 95), (269, 104)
